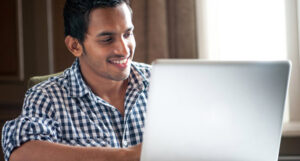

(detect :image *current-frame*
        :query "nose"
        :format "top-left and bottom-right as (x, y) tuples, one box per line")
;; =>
(113, 37), (129, 57)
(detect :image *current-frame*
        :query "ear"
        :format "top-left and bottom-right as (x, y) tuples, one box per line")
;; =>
(65, 35), (83, 57)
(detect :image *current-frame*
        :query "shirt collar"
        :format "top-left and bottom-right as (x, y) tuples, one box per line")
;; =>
(128, 62), (150, 92)
(63, 58), (89, 97)
(64, 58), (149, 98)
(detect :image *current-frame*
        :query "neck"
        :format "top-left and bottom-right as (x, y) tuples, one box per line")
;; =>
(83, 71), (128, 116)
(83, 72), (127, 99)
(79, 64), (128, 100)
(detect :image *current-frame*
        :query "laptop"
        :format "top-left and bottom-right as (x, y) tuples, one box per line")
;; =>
(141, 59), (291, 161)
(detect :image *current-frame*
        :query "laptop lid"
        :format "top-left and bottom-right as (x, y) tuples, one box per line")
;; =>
(141, 59), (291, 161)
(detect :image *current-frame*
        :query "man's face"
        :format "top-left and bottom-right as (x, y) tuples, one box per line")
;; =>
(80, 3), (135, 81)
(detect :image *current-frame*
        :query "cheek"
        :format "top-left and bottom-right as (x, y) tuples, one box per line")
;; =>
(130, 37), (136, 52)
(89, 45), (110, 58)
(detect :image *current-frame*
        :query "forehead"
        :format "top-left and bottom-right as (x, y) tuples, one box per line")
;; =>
(87, 3), (133, 33)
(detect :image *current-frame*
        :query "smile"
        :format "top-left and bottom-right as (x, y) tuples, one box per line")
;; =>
(111, 58), (128, 64)
(108, 57), (130, 69)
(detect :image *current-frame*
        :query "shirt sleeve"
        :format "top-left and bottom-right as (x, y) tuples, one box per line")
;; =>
(1, 89), (60, 161)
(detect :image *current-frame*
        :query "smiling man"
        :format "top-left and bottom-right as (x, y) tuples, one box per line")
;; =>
(1, 0), (150, 161)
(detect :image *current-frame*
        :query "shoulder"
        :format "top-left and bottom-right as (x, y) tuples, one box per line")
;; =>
(131, 61), (152, 80)
(23, 70), (72, 115)
(26, 70), (69, 98)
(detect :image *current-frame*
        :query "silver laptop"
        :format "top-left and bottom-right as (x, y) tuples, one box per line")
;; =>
(141, 59), (291, 161)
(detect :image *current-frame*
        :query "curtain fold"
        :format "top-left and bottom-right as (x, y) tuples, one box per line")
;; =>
(131, 0), (198, 64)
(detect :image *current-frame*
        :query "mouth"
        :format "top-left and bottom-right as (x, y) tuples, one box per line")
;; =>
(108, 57), (130, 69)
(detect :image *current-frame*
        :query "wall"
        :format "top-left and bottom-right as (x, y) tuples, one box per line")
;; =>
(0, 1), (72, 160)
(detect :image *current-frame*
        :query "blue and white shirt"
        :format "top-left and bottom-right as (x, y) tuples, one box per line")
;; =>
(1, 58), (151, 161)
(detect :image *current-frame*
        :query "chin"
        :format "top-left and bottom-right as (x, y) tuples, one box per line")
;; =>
(114, 69), (131, 81)
(114, 75), (129, 81)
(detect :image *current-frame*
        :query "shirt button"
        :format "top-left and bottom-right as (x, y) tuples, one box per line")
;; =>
(100, 140), (107, 146)
(123, 140), (128, 147)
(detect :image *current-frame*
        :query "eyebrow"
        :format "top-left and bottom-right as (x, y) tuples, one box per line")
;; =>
(97, 32), (114, 37)
(96, 27), (134, 37)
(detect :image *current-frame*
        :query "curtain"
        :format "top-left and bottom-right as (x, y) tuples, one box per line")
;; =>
(287, 0), (300, 122)
(131, 0), (198, 64)
(196, 0), (300, 125)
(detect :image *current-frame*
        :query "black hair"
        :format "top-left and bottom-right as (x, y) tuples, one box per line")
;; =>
(63, 0), (131, 43)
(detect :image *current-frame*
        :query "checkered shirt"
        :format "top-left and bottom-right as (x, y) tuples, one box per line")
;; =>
(1, 58), (151, 161)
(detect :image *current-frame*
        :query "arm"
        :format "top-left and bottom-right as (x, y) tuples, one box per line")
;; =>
(9, 140), (141, 161)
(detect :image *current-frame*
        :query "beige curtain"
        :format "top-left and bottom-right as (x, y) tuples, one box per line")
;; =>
(131, 0), (198, 64)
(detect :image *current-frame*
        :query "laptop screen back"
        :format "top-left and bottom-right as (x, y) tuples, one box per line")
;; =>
(141, 60), (291, 161)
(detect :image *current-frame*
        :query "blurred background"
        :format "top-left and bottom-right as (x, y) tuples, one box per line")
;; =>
(0, 0), (299, 160)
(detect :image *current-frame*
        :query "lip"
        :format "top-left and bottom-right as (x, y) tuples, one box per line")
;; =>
(108, 57), (130, 69)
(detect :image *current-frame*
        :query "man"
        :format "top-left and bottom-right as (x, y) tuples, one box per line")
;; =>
(1, 0), (150, 161)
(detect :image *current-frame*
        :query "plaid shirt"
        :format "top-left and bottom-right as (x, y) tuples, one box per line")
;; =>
(1, 58), (151, 161)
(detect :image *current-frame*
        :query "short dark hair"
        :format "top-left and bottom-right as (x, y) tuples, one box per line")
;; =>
(63, 0), (131, 43)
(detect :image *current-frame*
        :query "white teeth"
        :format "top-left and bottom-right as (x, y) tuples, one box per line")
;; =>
(111, 59), (127, 64)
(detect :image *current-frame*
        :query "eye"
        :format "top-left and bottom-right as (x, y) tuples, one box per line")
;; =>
(124, 31), (133, 38)
(99, 37), (113, 44)
(102, 38), (112, 42)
